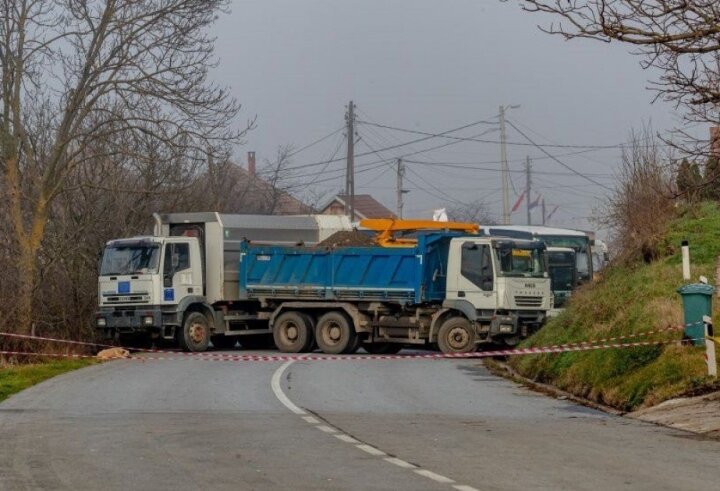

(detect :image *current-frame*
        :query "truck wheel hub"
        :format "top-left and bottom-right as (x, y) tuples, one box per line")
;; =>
(189, 323), (205, 344)
(328, 325), (341, 342)
(286, 325), (298, 341)
(448, 327), (469, 349)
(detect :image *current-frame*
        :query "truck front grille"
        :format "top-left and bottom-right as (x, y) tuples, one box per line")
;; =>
(103, 295), (150, 304)
(514, 296), (543, 308)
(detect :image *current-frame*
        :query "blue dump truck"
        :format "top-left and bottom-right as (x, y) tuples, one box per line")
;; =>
(239, 232), (552, 354)
(96, 214), (552, 354)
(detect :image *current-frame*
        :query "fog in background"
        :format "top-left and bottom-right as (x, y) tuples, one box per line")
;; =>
(212, 0), (681, 233)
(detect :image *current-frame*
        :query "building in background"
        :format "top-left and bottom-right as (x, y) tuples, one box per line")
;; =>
(321, 194), (396, 220)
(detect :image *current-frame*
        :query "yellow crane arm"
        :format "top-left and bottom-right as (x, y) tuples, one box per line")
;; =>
(359, 218), (479, 247)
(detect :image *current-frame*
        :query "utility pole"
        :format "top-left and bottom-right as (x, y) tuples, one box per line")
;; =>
(542, 198), (547, 226)
(499, 105), (510, 225)
(396, 158), (405, 219)
(345, 101), (356, 221)
(525, 156), (532, 226)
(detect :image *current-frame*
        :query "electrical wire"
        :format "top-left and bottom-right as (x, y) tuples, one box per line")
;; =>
(358, 119), (625, 150)
(504, 120), (614, 191)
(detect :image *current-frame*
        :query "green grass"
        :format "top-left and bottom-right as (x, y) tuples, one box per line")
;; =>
(510, 202), (720, 411)
(0, 359), (94, 404)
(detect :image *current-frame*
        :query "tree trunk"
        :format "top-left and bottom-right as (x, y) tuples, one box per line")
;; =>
(7, 153), (49, 335)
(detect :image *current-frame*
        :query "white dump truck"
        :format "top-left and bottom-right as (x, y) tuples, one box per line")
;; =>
(96, 213), (351, 349)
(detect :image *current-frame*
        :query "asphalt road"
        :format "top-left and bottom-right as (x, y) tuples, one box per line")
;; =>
(0, 350), (718, 491)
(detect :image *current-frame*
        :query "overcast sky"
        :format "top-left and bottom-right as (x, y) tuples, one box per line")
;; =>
(212, 0), (682, 233)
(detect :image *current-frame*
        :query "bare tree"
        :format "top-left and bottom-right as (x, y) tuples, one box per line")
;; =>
(509, 1), (720, 153)
(447, 199), (496, 224)
(0, 0), (249, 334)
(600, 127), (677, 263)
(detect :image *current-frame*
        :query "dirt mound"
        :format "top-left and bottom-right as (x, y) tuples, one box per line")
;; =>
(316, 230), (377, 249)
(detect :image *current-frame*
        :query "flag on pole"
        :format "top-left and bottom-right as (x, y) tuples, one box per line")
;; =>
(528, 193), (542, 210)
(546, 205), (560, 220)
(511, 190), (526, 213)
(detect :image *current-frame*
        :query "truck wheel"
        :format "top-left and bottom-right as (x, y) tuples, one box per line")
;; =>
(344, 333), (362, 354)
(273, 311), (314, 353)
(315, 311), (356, 355)
(179, 312), (210, 352)
(363, 343), (403, 355)
(298, 313), (317, 352)
(437, 317), (477, 354)
(211, 335), (237, 350)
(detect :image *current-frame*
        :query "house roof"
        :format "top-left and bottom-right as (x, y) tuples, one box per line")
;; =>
(234, 165), (312, 215)
(322, 194), (396, 219)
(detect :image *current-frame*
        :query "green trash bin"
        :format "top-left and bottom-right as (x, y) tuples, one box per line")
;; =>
(676, 283), (714, 347)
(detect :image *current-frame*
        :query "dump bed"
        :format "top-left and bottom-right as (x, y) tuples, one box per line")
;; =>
(239, 233), (456, 305)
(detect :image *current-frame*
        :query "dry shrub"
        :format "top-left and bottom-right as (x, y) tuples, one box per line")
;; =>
(601, 128), (678, 264)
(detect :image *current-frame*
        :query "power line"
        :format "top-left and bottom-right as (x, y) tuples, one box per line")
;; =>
(286, 126), (345, 158)
(284, 117), (501, 172)
(504, 120), (615, 191)
(357, 136), (470, 206)
(358, 118), (626, 150)
(402, 158), (615, 178)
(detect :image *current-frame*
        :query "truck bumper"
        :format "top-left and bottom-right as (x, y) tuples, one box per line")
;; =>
(489, 311), (545, 337)
(95, 306), (165, 337)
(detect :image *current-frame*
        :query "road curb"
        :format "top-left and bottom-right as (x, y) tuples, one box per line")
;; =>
(481, 358), (626, 416)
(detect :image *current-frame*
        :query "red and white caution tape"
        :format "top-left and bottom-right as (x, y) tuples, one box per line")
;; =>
(0, 331), (179, 354)
(0, 338), (703, 363)
(125, 338), (701, 363)
(0, 350), (96, 360)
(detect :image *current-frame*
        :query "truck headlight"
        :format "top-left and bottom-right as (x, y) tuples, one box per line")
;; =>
(143, 316), (154, 326)
(97, 318), (107, 327)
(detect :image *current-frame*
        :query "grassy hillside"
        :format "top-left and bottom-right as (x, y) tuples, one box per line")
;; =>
(510, 202), (720, 411)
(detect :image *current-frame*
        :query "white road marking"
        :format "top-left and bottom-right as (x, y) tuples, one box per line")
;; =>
(384, 457), (417, 469)
(414, 469), (455, 484)
(270, 359), (481, 491)
(334, 434), (360, 444)
(270, 360), (306, 415)
(356, 444), (386, 456)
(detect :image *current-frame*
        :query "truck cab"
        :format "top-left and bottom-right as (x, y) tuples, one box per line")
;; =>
(97, 236), (203, 344)
(444, 237), (550, 345)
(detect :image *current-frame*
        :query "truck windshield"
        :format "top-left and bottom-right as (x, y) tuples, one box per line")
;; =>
(100, 244), (160, 276)
(537, 235), (591, 282)
(548, 251), (576, 290)
(496, 246), (545, 277)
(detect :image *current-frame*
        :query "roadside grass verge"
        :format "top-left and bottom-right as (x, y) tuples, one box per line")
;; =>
(0, 359), (94, 404)
(510, 202), (720, 411)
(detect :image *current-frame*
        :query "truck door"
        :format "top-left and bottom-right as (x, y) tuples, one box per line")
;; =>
(456, 242), (496, 310)
(161, 241), (201, 305)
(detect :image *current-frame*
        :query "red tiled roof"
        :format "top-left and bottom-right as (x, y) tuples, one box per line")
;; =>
(321, 194), (396, 219)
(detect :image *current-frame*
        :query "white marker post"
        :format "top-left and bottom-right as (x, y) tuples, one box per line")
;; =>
(703, 315), (717, 377)
(681, 240), (691, 281)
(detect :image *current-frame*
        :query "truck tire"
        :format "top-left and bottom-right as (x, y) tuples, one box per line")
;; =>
(344, 333), (362, 354)
(363, 343), (403, 355)
(273, 311), (314, 353)
(437, 317), (476, 354)
(298, 313), (317, 352)
(315, 311), (356, 355)
(211, 335), (237, 350)
(179, 312), (210, 352)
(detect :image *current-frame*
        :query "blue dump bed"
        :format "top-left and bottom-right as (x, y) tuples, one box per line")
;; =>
(239, 233), (457, 305)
